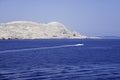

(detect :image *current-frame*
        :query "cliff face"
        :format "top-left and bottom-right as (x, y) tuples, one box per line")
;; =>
(0, 21), (87, 39)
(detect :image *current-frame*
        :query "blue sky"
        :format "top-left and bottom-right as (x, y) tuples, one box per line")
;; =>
(0, 0), (120, 36)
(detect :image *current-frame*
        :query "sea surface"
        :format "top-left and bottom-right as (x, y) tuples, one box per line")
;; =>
(0, 39), (120, 80)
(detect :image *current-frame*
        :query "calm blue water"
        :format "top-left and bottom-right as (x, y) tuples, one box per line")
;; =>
(0, 39), (120, 80)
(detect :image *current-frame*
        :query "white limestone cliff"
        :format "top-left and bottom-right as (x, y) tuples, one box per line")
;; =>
(0, 21), (87, 39)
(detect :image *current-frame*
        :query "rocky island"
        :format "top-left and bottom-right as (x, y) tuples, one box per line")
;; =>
(0, 21), (87, 39)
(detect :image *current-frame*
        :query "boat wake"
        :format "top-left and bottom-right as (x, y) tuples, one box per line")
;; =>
(0, 43), (84, 54)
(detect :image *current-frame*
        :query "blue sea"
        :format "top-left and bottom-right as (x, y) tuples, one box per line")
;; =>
(0, 39), (120, 80)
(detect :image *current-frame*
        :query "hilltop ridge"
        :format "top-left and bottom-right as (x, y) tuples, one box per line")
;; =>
(0, 21), (87, 39)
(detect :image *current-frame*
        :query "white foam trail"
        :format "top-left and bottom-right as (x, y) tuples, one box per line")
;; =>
(0, 43), (84, 54)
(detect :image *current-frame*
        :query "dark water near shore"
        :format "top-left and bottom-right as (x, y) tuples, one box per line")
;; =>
(0, 39), (120, 80)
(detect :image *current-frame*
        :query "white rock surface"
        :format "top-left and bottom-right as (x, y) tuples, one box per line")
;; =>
(0, 21), (87, 39)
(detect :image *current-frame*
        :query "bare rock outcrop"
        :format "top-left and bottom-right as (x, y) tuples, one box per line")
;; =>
(0, 21), (87, 39)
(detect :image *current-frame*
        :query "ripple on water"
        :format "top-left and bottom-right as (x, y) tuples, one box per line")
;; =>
(0, 64), (120, 80)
